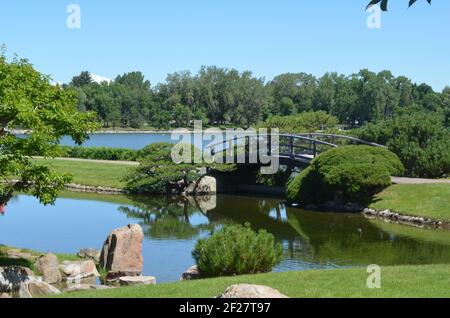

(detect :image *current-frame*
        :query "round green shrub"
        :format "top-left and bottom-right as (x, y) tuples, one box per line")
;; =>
(192, 224), (283, 278)
(287, 145), (404, 206)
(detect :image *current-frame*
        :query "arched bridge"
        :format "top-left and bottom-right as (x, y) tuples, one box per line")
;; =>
(206, 133), (385, 167)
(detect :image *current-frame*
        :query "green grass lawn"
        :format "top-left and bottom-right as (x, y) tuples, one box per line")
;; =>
(53, 264), (450, 298)
(370, 184), (450, 221)
(0, 245), (80, 273)
(34, 158), (132, 189)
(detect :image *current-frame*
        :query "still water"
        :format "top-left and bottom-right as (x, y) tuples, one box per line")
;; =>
(2, 192), (450, 283)
(18, 133), (248, 150)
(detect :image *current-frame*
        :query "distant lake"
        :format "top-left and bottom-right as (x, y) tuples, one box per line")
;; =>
(16, 132), (247, 150)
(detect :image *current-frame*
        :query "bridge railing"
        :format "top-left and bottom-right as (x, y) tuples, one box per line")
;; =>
(296, 133), (385, 148)
(206, 134), (340, 163)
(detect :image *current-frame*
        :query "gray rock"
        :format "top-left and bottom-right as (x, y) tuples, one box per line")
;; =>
(184, 182), (196, 195)
(118, 276), (156, 286)
(63, 282), (115, 293)
(0, 266), (35, 292)
(195, 195), (217, 214)
(181, 265), (201, 281)
(36, 254), (61, 284)
(78, 248), (101, 263)
(59, 260), (100, 282)
(195, 176), (217, 194)
(19, 281), (60, 298)
(0, 293), (12, 298)
(218, 284), (288, 299)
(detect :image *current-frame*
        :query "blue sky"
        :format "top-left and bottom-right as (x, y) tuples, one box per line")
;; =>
(0, 0), (449, 90)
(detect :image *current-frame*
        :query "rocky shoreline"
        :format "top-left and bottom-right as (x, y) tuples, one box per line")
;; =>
(363, 208), (449, 230)
(9, 129), (194, 135)
(65, 183), (128, 195)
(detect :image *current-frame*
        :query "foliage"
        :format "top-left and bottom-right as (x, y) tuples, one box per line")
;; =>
(60, 146), (140, 161)
(287, 146), (404, 206)
(0, 53), (98, 205)
(192, 224), (282, 278)
(354, 112), (450, 178)
(69, 67), (448, 130)
(70, 71), (93, 87)
(367, 0), (431, 11)
(263, 111), (339, 133)
(125, 142), (233, 194)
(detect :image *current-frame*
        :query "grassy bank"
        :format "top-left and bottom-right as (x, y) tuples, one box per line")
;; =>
(0, 245), (80, 272)
(370, 184), (450, 221)
(34, 158), (131, 189)
(54, 265), (450, 298)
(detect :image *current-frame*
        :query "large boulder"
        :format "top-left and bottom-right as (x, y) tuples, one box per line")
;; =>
(19, 281), (60, 298)
(100, 224), (144, 279)
(181, 265), (201, 281)
(0, 266), (35, 293)
(59, 260), (100, 282)
(218, 284), (288, 299)
(36, 254), (62, 284)
(118, 276), (156, 286)
(195, 176), (217, 195)
(78, 248), (101, 263)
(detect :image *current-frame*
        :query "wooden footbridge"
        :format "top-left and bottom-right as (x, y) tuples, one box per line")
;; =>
(206, 133), (385, 167)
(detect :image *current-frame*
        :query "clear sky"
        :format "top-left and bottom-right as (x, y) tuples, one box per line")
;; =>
(0, 0), (449, 90)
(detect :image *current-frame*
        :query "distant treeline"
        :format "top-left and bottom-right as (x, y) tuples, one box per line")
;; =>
(66, 67), (450, 129)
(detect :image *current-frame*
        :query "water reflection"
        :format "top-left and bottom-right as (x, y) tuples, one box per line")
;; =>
(2, 192), (450, 282)
(118, 196), (216, 240)
(117, 194), (450, 270)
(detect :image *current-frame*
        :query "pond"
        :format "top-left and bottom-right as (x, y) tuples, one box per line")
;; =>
(2, 192), (450, 283)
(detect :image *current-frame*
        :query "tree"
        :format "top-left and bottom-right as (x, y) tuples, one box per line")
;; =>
(70, 71), (92, 87)
(355, 112), (450, 178)
(263, 111), (339, 134)
(0, 54), (98, 205)
(367, 0), (431, 11)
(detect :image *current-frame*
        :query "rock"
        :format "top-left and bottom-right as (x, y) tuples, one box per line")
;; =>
(78, 248), (101, 263)
(218, 284), (288, 299)
(5, 249), (35, 261)
(118, 276), (156, 286)
(0, 293), (12, 298)
(63, 283), (115, 293)
(184, 182), (196, 195)
(195, 176), (217, 194)
(181, 265), (201, 281)
(0, 266), (35, 292)
(100, 224), (144, 278)
(59, 260), (100, 282)
(19, 281), (60, 298)
(195, 195), (217, 214)
(36, 254), (61, 284)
